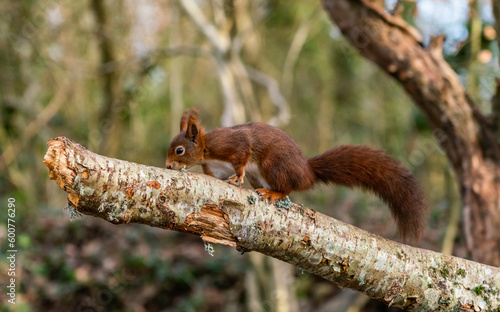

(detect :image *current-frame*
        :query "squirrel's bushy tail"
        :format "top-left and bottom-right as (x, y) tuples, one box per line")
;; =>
(308, 145), (428, 242)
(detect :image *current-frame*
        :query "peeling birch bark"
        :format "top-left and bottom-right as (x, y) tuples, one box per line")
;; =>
(44, 137), (500, 311)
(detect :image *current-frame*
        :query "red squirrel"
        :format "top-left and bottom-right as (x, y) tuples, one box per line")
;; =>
(166, 108), (428, 241)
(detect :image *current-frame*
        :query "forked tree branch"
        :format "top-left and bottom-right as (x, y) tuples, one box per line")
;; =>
(44, 137), (500, 311)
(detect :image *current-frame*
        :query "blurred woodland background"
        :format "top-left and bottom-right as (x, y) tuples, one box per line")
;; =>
(0, 0), (498, 311)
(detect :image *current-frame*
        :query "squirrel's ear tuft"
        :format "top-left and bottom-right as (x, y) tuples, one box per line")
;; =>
(180, 107), (200, 133)
(188, 107), (200, 125)
(180, 109), (190, 132)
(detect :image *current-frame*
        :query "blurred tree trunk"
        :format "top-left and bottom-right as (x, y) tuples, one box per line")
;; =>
(492, 2), (500, 143)
(321, 0), (500, 266)
(91, 0), (126, 157)
(169, 5), (184, 139)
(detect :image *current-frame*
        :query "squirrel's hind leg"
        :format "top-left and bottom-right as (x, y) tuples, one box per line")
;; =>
(256, 188), (290, 203)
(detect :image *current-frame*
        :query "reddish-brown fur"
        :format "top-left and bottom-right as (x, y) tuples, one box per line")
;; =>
(166, 108), (428, 241)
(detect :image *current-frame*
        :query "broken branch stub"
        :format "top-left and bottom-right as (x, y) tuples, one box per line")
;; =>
(43, 136), (242, 246)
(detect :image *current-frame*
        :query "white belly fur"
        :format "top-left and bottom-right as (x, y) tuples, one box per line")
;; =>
(203, 160), (270, 189)
(245, 161), (271, 189)
(204, 160), (234, 180)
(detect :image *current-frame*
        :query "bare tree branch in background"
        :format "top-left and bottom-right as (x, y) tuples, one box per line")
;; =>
(179, 0), (230, 53)
(282, 10), (318, 99)
(245, 66), (290, 127)
(44, 136), (500, 311)
(178, 0), (290, 127)
(0, 83), (70, 171)
(179, 0), (246, 126)
(321, 0), (500, 267)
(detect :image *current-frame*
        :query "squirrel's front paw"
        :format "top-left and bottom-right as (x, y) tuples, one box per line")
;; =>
(227, 175), (244, 186)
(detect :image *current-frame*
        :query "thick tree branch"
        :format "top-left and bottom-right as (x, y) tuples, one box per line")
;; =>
(321, 0), (500, 166)
(321, 0), (500, 267)
(44, 137), (500, 311)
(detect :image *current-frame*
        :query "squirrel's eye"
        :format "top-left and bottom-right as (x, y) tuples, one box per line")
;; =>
(176, 147), (185, 155)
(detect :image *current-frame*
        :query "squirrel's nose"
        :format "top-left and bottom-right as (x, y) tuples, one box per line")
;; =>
(166, 161), (180, 170)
